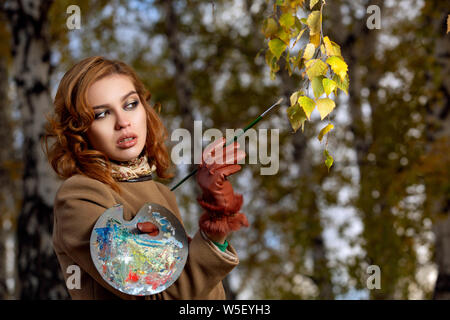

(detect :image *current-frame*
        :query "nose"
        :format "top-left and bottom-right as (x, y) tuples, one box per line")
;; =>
(114, 110), (131, 130)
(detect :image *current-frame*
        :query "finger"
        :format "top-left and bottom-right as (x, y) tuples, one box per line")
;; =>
(204, 146), (224, 166)
(215, 164), (242, 177)
(211, 142), (243, 165)
(203, 137), (225, 159)
(202, 138), (226, 166)
(209, 147), (243, 172)
(210, 150), (246, 169)
(204, 140), (240, 166)
(137, 222), (159, 235)
(223, 149), (246, 165)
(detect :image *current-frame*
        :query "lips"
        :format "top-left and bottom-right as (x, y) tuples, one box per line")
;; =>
(117, 133), (138, 149)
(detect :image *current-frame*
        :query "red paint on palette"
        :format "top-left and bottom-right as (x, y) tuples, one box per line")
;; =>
(126, 271), (139, 282)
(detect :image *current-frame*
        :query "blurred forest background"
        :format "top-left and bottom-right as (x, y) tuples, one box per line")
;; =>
(0, 0), (449, 300)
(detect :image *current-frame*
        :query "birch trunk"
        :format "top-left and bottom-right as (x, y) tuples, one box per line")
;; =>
(2, 0), (68, 299)
(0, 42), (20, 300)
(429, 10), (450, 300)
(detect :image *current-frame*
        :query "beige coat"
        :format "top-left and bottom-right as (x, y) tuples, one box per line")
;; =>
(52, 174), (239, 299)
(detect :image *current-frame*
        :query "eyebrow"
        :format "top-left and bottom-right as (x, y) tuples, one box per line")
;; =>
(92, 91), (138, 110)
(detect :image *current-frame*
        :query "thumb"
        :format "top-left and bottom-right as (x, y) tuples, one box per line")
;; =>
(137, 222), (159, 236)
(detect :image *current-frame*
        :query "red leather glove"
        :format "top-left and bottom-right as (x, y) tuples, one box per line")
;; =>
(196, 137), (249, 239)
(137, 222), (159, 236)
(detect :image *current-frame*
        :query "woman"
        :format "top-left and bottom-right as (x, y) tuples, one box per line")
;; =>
(43, 56), (249, 299)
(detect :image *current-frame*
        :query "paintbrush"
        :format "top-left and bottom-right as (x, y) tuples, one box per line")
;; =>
(170, 97), (284, 191)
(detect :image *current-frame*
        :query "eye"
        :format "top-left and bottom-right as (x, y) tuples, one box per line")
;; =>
(125, 100), (139, 110)
(94, 110), (109, 119)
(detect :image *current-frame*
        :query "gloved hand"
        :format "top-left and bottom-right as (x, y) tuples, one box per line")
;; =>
(137, 222), (159, 236)
(196, 137), (249, 242)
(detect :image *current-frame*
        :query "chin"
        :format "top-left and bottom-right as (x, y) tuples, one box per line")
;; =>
(112, 146), (145, 162)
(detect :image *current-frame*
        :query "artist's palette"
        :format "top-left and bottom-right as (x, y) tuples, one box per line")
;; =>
(90, 203), (188, 296)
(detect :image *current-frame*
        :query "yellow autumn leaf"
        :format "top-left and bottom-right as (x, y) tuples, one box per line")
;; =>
(322, 78), (337, 96)
(305, 59), (328, 80)
(323, 36), (341, 57)
(324, 149), (333, 171)
(330, 41), (342, 57)
(287, 103), (307, 133)
(312, 76), (325, 99)
(289, 0), (306, 9)
(310, 32), (320, 48)
(316, 98), (335, 120)
(292, 28), (306, 48)
(290, 90), (302, 106)
(320, 44), (326, 55)
(276, 28), (290, 45)
(326, 56), (348, 81)
(280, 13), (295, 29)
(303, 43), (316, 60)
(323, 36), (332, 54)
(298, 95), (315, 120)
(318, 123), (334, 141)
(263, 18), (278, 38)
(332, 74), (349, 95)
(306, 10), (321, 36)
(269, 38), (287, 60)
(310, 0), (319, 9)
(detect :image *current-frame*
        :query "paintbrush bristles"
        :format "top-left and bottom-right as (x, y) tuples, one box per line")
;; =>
(260, 97), (283, 117)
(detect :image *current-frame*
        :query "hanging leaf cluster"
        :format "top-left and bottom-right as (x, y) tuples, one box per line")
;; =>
(262, 0), (349, 171)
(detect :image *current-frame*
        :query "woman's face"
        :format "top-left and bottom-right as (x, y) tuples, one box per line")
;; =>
(86, 74), (147, 162)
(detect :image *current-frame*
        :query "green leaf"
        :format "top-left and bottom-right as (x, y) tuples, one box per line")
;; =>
(318, 123), (334, 141)
(265, 49), (274, 66)
(312, 76), (325, 99)
(322, 78), (337, 96)
(294, 17), (303, 32)
(300, 18), (307, 24)
(290, 54), (302, 71)
(280, 13), (295, 29)
(316, 98), (335, 120)
(269, 38), (287, 60)
(310, 0), (320, 9)
(286, 57), (293, 76)
(332, 74), (349, 95)
(324, 149), (334, 171)
(306, 10), (321, 36)
(287, 103), (307, 133)
(303, 43), (316, 60)
(305, 59), (328, 80)
(326, 56), (348, 81)
(270, 59), (280, 74)
(266, 49), (280, 75)
(285, 51), (292, 76)
(263, 18), (279, 38)
(298, 95), (316, 120)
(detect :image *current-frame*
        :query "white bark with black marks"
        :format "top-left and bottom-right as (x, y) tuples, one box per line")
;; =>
(2, 0), (68, 299)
